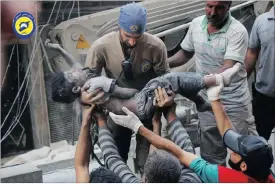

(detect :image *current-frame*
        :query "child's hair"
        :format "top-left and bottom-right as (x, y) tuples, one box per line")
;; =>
(51, 72), (80, 103)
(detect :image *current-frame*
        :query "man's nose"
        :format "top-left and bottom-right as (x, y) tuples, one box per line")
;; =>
(128, 38), (136, 46)
(209, 7), (217, 16)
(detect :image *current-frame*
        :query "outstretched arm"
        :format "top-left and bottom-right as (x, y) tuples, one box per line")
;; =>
(75, 105), (95, 183)
(206, 78), (234, 136)
(138, 125), (198, 167)
(45, 39), (83, 69)
(108, 87), (199, 167)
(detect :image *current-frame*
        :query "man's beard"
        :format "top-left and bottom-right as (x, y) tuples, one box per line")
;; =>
(122, 41), (136, 49)
(208, 12), (229, 27)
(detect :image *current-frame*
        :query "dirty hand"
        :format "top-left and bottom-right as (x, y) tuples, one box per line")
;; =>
(206, 74), (224, 101)
(153, 86), (176, 108)
(109, 107), (143, 133)
(80, 85), (105, 105)
(82, 104), (96, 123)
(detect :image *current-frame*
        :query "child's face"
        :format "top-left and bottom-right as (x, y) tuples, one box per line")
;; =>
(64, 68), (88, 86)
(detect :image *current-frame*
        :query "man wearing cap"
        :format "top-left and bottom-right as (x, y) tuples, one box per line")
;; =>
(82, 2), (170, 173)
(245, 3), (275, 140)
(168, 0), (258, 165)
(109, 75), (275, 183)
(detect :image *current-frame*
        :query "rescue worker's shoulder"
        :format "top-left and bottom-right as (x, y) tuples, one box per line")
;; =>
(87, 31), (117, 52)
(142, 32), (167, 51)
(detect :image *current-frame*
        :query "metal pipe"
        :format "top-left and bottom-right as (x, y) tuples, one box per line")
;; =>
(155, 0), (258, 37)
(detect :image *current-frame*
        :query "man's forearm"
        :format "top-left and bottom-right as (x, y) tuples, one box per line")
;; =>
(149, 120), (161, 154)
(138, 126), (198, 167)
(75, 120), (91, 183)
(215, 59), (236, 74)
(75, 121), (91, 168)
(168, 49), (194, 68)
(211, 100), (233, 136)
(245, 48), (260, 78)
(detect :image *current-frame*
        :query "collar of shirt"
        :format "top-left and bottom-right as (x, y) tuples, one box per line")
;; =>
(267, 6), (275, 20)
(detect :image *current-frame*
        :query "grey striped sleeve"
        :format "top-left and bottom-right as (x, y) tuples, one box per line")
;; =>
(167, 119), (195, 154)
(98, 126), (140, 183)
(167, 120), (202, 183)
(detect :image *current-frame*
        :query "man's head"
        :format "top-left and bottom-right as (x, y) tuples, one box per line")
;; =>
(205, 1), (232, 26)
(51, 68), (94, 103)
(118, 3), (147, 49)
(89, 167), (122, 183)
(224, 129), (274, 181)
(144, 150), (182, 183)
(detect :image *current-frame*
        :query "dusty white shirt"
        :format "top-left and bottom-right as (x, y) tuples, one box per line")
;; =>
(181, 14), (251, 107)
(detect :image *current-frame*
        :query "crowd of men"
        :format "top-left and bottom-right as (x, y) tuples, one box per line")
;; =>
(70, 0), (275, 183)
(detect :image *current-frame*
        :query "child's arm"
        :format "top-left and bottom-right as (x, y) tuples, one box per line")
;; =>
(45, 39), (83, 69)
(85, 77), (138, 99)
(111, 85), (139, 99)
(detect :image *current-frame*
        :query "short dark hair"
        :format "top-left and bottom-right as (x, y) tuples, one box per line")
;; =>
(144, 150), (182, 183)
(51, 72), (79, 103)
(89, 167), (122, 183)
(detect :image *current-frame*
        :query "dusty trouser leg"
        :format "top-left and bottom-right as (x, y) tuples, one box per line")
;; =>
(198, 102), (257, 165)
(164, 72), (206, 94)
(135, 119), (153, 175)
(144, 72), (210, 113)
(106, 116), (132, 162)
(164, 73), (211, 111)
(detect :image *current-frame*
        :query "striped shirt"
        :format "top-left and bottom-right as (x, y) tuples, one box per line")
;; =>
(98, 119), (202, 183)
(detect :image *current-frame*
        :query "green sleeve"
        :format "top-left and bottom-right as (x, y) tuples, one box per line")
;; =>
(189, 157), (219, 183)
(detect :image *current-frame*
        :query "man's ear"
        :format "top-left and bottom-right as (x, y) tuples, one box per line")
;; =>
(240, 161), (247, 172)
(72, 86), (81, 94)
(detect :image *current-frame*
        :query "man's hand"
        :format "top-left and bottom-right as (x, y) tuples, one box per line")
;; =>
(153, 86), (176, 108)
(82, 104), (96, 124)
(80, 85), (105, 105)
(206, 74), (224, 101)
(109, 107), (143, 133)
